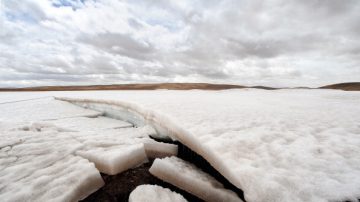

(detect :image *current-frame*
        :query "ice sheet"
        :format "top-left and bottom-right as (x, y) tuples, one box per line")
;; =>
(1, 89), (360, 202)
(45, 116), (133, 132)
(150, 156), (242, 202)
(52, 89), (360, 202)
(129, 184), (188, 202)
(0, 97), (102, 122)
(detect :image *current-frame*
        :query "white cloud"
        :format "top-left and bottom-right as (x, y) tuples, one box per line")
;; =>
(0, 0), (359, 87)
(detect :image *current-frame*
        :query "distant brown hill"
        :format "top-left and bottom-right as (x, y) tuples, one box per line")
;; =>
(0, 82), (358, 92)
(320, 82), (360, 91)
(0, 83), (247, 91)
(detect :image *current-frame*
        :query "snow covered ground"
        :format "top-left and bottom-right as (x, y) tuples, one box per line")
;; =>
(1, 89), (360, 202)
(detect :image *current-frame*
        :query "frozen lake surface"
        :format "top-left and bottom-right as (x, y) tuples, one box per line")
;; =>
(1, 89), (360, 202)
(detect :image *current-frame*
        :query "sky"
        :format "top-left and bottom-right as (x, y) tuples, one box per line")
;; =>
(0, 0), (359, 88)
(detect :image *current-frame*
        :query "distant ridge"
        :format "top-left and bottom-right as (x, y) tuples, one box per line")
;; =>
(0, 82), (358, 91)
(320, 82), (360, 91)
(0, 83), (246, 91)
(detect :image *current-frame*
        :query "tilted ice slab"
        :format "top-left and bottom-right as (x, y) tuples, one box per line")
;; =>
(54, 89), (360, 202)
(0, 128), (104, 202)
(129, 184), (188, 202)
(150, 156), (242, 202)
(0, 97), (102, 122)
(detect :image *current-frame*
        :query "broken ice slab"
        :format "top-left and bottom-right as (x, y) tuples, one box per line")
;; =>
(0, 155), (104, 202)
(142, 139), (178, 159)
(45, 116), (133, 132)
(76, 144), (148, 175)
(70, 125), (178, 162)
(129, 184), (188, 202)
(0, 130), (104, 202)
(56, 97), (173, 139)
(150, 156), (243, 202)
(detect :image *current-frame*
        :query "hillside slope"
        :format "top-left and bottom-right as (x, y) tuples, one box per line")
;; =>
(320, 82), (360, 91)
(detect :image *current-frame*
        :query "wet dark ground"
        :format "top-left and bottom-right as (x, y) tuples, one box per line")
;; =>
(82, 138), (246, 202)
(81, 160), (203, 202)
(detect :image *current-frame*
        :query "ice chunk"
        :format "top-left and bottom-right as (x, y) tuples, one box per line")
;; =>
(0, 155), (104, 202)
(45, 116), (133, 132)
(142, 139), (178, 159)
(69, 125), (177, 161)
(150, 156), (242, 202)
(76, 144), (148, 175)
(129, 184), (188, 202)
(0, 129), (104, 202)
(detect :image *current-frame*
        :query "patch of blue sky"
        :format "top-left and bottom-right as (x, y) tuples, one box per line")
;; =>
(51, 0), (87, 10)
(146, 19), (183, 32)
(5, 11), (38, 24)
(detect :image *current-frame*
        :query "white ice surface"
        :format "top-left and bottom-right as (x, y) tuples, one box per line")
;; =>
(1, 89), (360, 202)
(45, 116), (133, 132)
(0, 97), (102, 122)
(129, 184), (188, 202)
(150, 156), (242, 202)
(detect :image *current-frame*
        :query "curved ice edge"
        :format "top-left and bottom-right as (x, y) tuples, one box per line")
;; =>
(55, 97), (244, 196)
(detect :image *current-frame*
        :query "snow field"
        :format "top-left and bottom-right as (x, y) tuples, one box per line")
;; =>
(129, 184), (188, 202)
(150, 156), (243, 202)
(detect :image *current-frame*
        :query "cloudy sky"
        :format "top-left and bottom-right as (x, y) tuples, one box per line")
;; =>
(0, 0), (359, 88)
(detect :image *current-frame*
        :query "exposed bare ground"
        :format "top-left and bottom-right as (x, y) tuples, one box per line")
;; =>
(320, 82), (360, 91)
(0, 83), (248, 91)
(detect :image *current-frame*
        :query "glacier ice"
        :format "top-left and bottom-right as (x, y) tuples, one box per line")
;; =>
(150, 156), (242, 202)
(129, 184), (188, 202)
(52, 89), (360, 202)
(1, 89), (360, 202)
